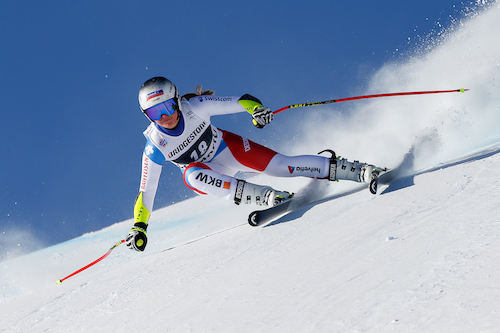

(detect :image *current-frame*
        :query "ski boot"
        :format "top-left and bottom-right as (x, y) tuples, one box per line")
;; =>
(318, 149), (382, 188)
(264, 189), (294, 207)
(234, 180), (292, 207)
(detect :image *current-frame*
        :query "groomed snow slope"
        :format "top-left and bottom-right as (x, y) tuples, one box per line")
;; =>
(2, 144), (500, 332)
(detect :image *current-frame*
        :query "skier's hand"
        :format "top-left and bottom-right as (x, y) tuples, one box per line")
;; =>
(252, 106), (274, 128)
(125, 222), (148, 252)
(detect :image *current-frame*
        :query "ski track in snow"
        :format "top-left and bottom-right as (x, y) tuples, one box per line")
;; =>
(2, 3), (500, 332)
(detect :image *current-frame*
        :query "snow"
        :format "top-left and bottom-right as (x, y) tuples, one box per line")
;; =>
(2, 146), (500, 332)
(2, 3), (500, 333)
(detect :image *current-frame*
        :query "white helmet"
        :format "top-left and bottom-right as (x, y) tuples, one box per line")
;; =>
(138, 77), (180, 121)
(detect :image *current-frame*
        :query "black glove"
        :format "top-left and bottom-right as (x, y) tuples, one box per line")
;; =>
(125, 222), (148, 252)
(252, 106), (274, 128)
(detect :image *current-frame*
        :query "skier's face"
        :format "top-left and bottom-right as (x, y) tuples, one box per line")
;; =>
(155, 110), (179, 129)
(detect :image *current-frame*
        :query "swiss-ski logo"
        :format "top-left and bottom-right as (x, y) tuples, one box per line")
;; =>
(145, 145), (155, 156)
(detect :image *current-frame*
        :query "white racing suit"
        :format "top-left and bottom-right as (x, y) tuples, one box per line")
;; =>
(136, 94), (332, 222)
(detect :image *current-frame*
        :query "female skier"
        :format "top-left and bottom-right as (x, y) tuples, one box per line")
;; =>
(126, 77), (379, 251)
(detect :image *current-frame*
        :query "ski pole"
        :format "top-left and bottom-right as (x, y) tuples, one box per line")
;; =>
(56, 239), (125, 284)
(273, 88), (469, 115)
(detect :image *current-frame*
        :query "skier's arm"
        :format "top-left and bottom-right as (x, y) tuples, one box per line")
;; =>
(188, 94), (274, 128)
(126, 142), (164, 252)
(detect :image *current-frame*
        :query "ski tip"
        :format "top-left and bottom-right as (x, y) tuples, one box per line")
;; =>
(56, 279), (63, 285)
(248, 211), (262, 227)
(369, 178), (378, 195)
(459, 88), (469, 93)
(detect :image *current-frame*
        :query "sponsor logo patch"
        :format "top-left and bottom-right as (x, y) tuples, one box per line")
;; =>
(288, 166), (321, 174)
(242, 137), (251, 152)
(146, 89), (164, 101)
(202, 96), (233, 102)
(168, 121), (207, 159)
(195, 172), (229, 189)
(140, 157), (149, 191)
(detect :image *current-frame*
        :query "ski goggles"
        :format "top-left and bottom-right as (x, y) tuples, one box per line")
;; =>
(144, 98), (179, 121)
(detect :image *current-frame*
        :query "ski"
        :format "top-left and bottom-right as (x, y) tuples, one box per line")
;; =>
(369, 148), (415, 194)
(369, 168), (392, 194)
(249, 148), (416, 226)
(248, 199), (295, 227)
(250, 167), (395, 226)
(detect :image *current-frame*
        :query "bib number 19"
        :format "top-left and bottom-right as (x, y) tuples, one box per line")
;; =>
(190, 141), (208, 161)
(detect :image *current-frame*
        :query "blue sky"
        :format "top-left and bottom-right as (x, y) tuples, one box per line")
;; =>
(0, 1), (483, 258)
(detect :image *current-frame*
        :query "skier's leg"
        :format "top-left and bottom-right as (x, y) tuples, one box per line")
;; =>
(219, 130), (330, 178)
(183, 162), (237, 199)
(253, 150), (380, 183)
(219, 129), (380, 183)
(262, 154), (330, 178)
(183, 162), (291, 207)
(218, 130), (279, 172)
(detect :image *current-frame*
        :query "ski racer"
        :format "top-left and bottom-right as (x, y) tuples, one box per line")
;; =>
(126, 76), (380, 251)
